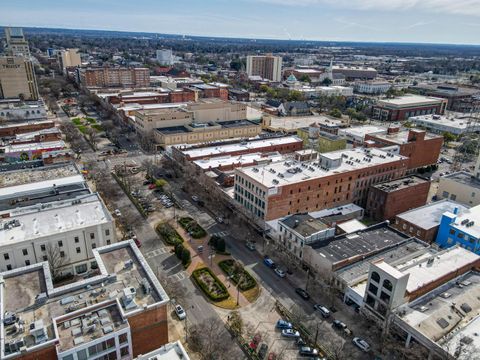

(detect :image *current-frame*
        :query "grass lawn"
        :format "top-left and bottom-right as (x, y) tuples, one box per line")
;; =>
(85, 117), (97, 124)
(91, 124), (103, 132)
(242, 285), (260, 303)
(215, 296), (239, 310)
(72, 118), (82, 125)
(77, 125), (88, 134)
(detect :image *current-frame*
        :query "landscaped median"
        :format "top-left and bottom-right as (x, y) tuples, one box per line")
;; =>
(178, 216), (207, 239)
(156, 222), (183, 246)
(192, 267), (230, 302)
(219, 259), (257, 291)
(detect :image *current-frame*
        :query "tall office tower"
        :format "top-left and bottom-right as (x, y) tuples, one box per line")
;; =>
(4, 27), (30, 57)
(0, 56), (39, 100)
(246, 55), (282, 82)
(57, 48), (82, 73)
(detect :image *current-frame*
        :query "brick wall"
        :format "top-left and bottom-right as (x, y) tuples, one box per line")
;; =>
(0, 121), (54, 137)
(392, 217), (439, 243)
(15, 344), (57, 360)
(128, 305), (169, 357)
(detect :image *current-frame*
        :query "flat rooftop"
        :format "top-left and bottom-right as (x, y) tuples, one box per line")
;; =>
(0, 120), (53, 130)
(338, 125), (387, 140)
(397, 199), (469, 230)
(0, 240), (169, 358)
(0, 193), (111, 247)
(373, 175), (428, 193)
(279, 213), (330, 237)
(237, 147), (406, 188)
(2, 140), (65, 153)
(266, 115), (344, 131)
(450, 204), (480, 239)
(369, 129), (440, 145)
(378, 94), (445, 108)
(194, 152), (283, 170)
(177, 136), (302, 159)
(336, 238), (432, 286)
(311, 224), (410, 265)
(442, 171), (480, 190)
(218, 119), (258, 128)
(156, 126), (190, 134)
(136, 340), (191, 360)
(0, 163), (80, 188)
(395, 271), (480, 359)
(410, 114), (480, 131)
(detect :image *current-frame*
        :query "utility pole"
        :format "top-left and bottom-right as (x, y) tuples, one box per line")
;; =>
(305, 268), (310, 292)
(314, 322), (319, 345)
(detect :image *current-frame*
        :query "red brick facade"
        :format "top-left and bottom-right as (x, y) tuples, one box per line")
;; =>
(0, 121), (55, 137)
(365, 129), (443, 170)
(80, 68), (150, 88)
(366, 177), (430, 221)
(372, 98), (447, 121)
(392, 217), (439, 243)
(15, 345), (57, 360)
(264, 158), (409, 220)
(108, 90), (195, 106)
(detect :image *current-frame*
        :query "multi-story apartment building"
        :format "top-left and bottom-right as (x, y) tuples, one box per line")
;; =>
(372, 94), (447, 121)
(0, 240), (170, 359)
(156, 49), (174, 65)
(0, 56), (39, 100)
(246, 55), (282, 82)
(365, 127), (443, 170)
(4, 27), (30, 57)
(77, 67), (150, 88)
(234, 147), (409, 221)
(57, 48), (81, 74)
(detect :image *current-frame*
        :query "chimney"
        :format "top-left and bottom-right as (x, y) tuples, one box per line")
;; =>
(387, 125), (400, 135)
(408, 129), (425, 142)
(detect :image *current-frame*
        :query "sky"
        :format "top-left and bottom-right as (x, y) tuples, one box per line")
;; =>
(1, 0), (480, 45)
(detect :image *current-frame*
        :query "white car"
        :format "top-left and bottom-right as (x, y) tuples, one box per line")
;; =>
(352, 337), (370, 352)
(175, 304), (186, 320)
(274, 268), (286, 278)
(114, 209), (122, 217)
(191, 195), (199, 202)
(281, 329), (300, 338)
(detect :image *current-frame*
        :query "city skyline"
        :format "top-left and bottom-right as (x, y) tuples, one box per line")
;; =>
(1, 0), (480, 45)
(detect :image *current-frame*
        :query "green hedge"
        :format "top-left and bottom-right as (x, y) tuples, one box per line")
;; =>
(218, 259), (257, 291)
(178, 217), (207, 239)
(156, 223), (183, 245)
(192, 267), (229, 302)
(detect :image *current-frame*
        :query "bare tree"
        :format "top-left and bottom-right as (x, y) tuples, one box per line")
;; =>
(187, 317), (239, 360)
(86, 128), (98, 151)
(141, 159), (156, 179)
(227, 310), (244, 337)
(46, 244), (68, 282)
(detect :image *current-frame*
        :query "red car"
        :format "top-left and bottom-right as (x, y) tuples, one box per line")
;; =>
(268, 353), (277, 360)
(249, 333), (261, 351)
(134, 238), (142, 248)
(148, 184), (156, 190)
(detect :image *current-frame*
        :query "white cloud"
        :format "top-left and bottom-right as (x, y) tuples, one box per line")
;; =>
(257, 0), (480, 16)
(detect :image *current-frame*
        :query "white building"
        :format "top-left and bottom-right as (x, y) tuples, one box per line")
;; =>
(409, 114), (480, 135)
(354, 80), (391, 94)
(437, 171), (480, 207)
(338, 125), (387, 144)
(57, 48), (82, 73)
(156, 49), (174, 65)
(136, 341), (191, 360)
(0, 193), (115, 275)
(0, 100), (47, 121)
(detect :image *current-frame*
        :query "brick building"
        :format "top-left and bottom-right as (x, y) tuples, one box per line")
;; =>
(365, 126), (443, 170)
(372, 94), (447, 121)
(234, 147), (409, 221)
(77, 67), (150, 88)
(365, 175), (430, 221)
(0, 120), (54, 137)
(392, 199), (468, 243)
(0, 240), (169, 360)
(105, 90), (195, 106)
(411, 83), (480, 112)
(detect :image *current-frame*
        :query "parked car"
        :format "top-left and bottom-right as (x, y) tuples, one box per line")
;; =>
(295, 288), (310, 300)
(191, 195), (199, 202)
(148, 184), (156, 190)
(275, 319), (292, 329)
(281, 329), (300, 338)
(313, 304), (331, 318)
(296, 337), (306, 346)
(258, 343), (268, 359)
(249, 333), (262, 351)
(267, 352), (276, 360)
(174, 304), (186, 320)
(264, 258), (275, 268)
(133, 238), (142, 248)
(274, 268), (286, 278)
(332, 319), (347, 330)
(216, 216), (224, 223)
(245, 242), (256, 251)
(299, 347), (319, 357)
(352, 337), (370, 352)
(114, 209), (122, 217)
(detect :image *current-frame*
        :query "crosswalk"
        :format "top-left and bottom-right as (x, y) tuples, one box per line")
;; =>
(168, 271), (188, 282)
(211, 231), (229, 238)
(144, 247), (169, 259)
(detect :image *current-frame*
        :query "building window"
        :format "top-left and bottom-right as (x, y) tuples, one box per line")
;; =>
(60, 251), (65, 257)
(90, 233), (95, 240)
(368, 283), (378, 295)
(77, 349), (88, 360)
(105, 229), (110, 236)
(447, 237), (454, 244)
(380, 291), (391, 303)
(22, 249), (28, 256)
(119, 333), (128, 344)
(25, 260), (30, 266)
(43, 255), (48, 261)
(442, 191), (449, 198)
(366, 294), (375, 307)
(450, 229), (456, 235)
(450, 194), (457, 201)
(383, 279), (393, 291)
(371, 271), (380, 283)
(458, 233), (464, 239)
(3, 253), (9, 260)
(75, 236), (79, 243)
(75, 264), (87, 274)
(402, 224), (407, 230)
(76, 247), (81, 254)
(120, 346), (130, 357)
(40, 245), (46, 251)
(6, 265), (12, 271)
(92, 243), (96, 249)
(58, 240), (63, 247)
(107, 240), (111, 245)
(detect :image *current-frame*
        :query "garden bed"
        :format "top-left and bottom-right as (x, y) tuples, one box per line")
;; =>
(192, 267), (229, 302)
(178, 216), (207, 239)
(156, 223), (183, 245)
(218, 259), (257, 291)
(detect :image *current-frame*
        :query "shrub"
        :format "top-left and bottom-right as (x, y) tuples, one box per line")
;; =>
(192, 267), (229, 302)
(209, 235), (226, 253)
(175, 243), (184, 258)
(218, 260), (257, 291)
(178, 217), (206, 239)
(181, 248), (191, 266)
(155, 178), (167, 189)
(91, 124), (103, 132)
(156, 223), (183, 246)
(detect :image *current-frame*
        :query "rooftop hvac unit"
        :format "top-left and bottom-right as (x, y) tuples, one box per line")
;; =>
(35, 293), (47, 306)
(124, 260), (134, 269)
(141, 278), (151, 294)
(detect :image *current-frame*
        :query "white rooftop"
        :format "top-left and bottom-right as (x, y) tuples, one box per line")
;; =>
(410, 114), (480, 131)
(400, 247), (479, 293)
(396, 200), (469, 230)
(451, 204), (480, 239)
(136, 341), (191, 360)
(266, 115), (344, 131)
(14, 127), (60, 140)
(337, 219), (367, 234)
(0, 194), (111, 246)
(237, 147), (406, 188)
(378, 94), (445, 107)
(2, 140), (65, 153)
(194, 152), (283, 170)
(178, 136), (302, 159)
(338, 125), (388, 140)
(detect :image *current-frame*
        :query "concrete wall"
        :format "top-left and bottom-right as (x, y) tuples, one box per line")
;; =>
(437, 177), (480, 207)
